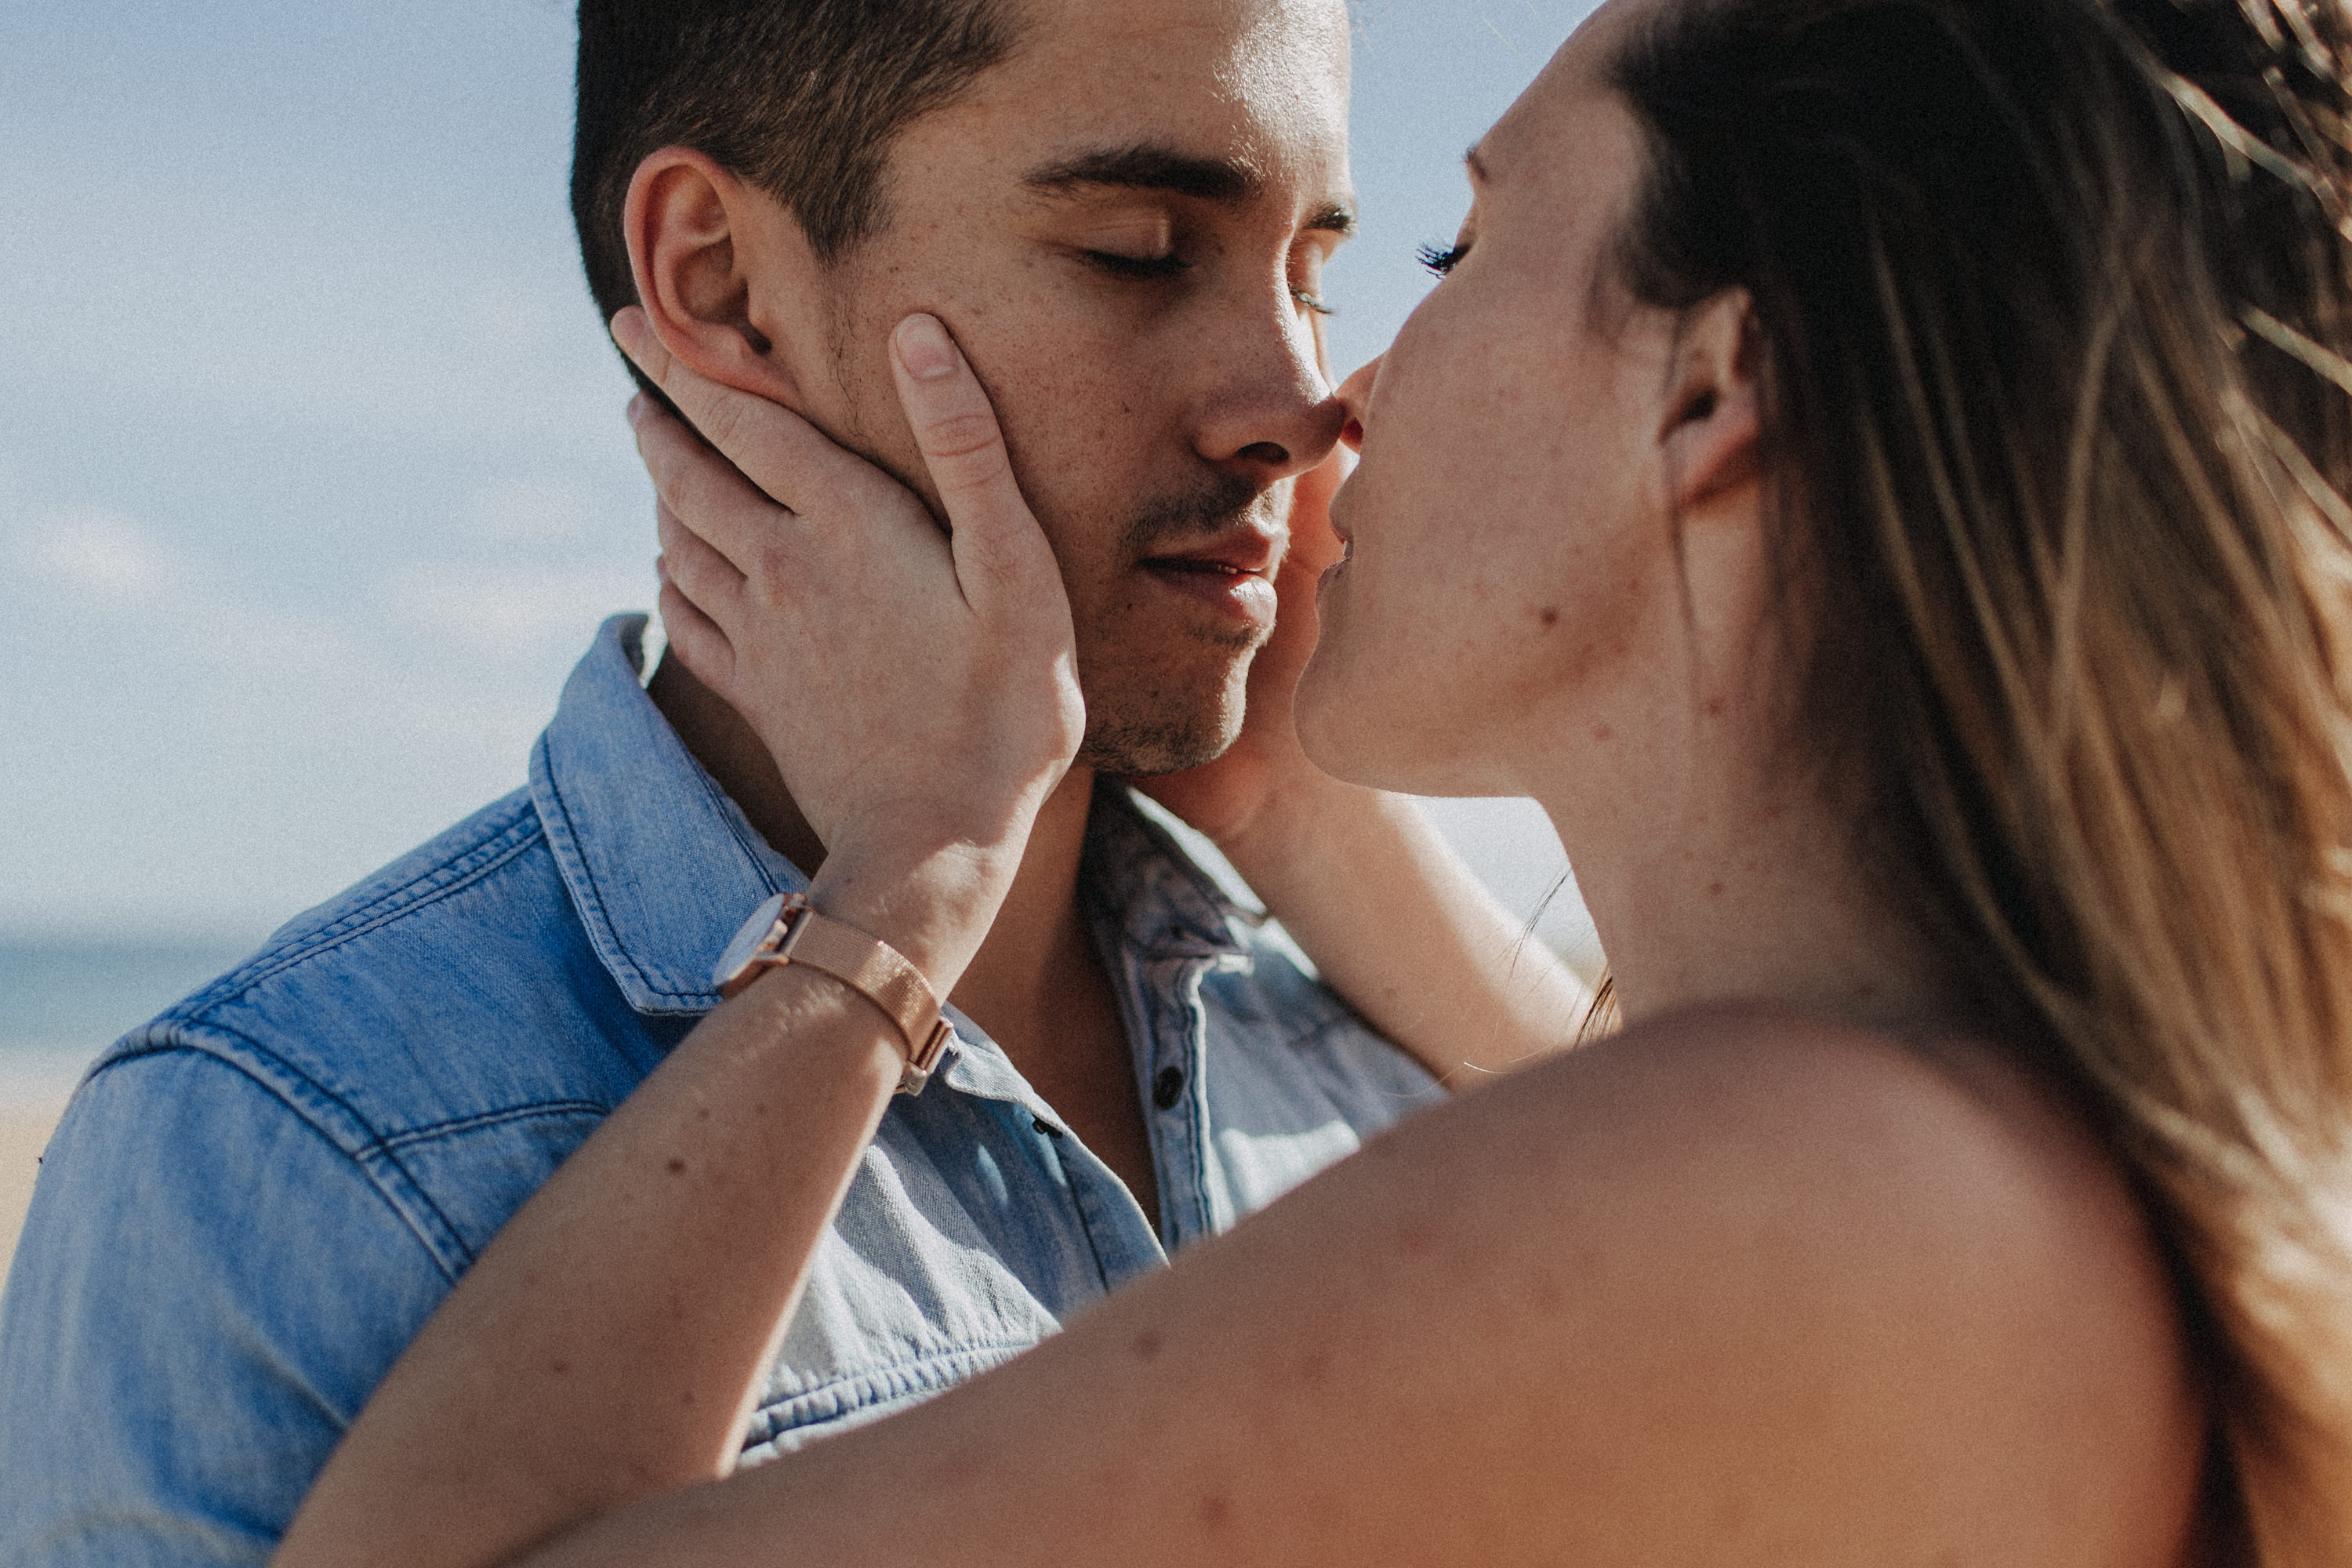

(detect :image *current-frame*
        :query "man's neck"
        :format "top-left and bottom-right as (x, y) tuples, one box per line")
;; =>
(646, 652), (1104, 1072)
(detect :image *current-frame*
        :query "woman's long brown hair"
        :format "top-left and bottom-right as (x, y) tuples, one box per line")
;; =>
(1609, 0), (2352, 1558)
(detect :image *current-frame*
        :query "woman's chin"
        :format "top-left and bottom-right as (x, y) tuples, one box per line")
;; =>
(1293, 659), (1383, 786)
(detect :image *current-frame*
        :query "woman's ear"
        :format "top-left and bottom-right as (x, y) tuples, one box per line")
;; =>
(622, 147), (811, 409)
(1655, 289), (1762, 517)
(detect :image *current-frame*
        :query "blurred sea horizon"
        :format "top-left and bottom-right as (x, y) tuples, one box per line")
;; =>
(0, 798), (1602, 1107)
(0, 935), (265, 1101)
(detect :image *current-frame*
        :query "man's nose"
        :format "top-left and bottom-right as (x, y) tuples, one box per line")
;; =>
(1195, 293), (1350, 486)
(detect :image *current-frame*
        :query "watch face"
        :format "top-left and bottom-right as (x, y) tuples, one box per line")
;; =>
(712, 892), (792, 989)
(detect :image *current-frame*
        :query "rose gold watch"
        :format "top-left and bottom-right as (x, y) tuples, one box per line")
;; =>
(711, 892), (953, 1094)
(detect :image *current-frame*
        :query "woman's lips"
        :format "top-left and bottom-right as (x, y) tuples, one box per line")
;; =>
(1316, 536), (1353, 597)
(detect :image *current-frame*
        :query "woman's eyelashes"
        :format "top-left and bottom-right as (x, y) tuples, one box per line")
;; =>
(1420, 241), (1468, 278)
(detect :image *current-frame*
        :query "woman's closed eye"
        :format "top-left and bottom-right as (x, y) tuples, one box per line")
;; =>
(1419, 241), (1468, 278)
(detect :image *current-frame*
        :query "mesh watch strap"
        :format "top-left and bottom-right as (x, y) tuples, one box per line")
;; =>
(716, 894), (953, 1094)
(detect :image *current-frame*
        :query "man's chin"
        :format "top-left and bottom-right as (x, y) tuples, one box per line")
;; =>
(1078, 716), (1237, 778)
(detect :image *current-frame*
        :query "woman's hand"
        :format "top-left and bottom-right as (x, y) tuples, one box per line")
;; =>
(612, 307), (1083, 987)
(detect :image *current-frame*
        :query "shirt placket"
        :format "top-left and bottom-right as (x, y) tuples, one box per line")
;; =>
(1132, 953), (1217, 1251)
(932, 1025), (1171, 1296)
(1025, 1109), (1168, 1291)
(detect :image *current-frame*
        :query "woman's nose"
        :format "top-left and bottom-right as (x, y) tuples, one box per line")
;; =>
(1335, 355), (1382, 450)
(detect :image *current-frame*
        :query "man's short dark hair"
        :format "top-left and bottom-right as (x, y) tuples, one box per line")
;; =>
(572, 0), (1020, 332)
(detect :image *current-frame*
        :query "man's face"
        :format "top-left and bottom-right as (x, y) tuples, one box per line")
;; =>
(770, 0), (1353, 774)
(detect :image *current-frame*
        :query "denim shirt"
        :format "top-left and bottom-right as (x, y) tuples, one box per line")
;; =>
(0, 615), (1440, 1566)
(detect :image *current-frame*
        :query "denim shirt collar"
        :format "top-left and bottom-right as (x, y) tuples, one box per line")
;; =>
(530, 615), (1253, 1090)
(530, 615), (806, 1018)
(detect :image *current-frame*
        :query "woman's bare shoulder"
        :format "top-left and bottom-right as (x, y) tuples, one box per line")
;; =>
(1476, 1002), (2195, 1393)
(539, 1003), (2212, 1568)
(1546, 1002), (2167, 1281)
(1496, 999), (2143, 1249)
(1423, 1002), (2209, 1552)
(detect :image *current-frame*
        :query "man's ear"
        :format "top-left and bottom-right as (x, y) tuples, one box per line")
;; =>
(1655, 288), (1762, 517)
(622, 147), (813, 410)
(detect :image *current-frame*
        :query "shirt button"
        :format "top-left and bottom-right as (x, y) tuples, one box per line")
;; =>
(1152, 1065), (1186, 1111)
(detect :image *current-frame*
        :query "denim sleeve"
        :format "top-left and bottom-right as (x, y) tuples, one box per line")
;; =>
(0, 1048), (454, 1567)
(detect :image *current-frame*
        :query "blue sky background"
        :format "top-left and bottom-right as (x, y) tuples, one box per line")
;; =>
(0, 0), (1601, 955)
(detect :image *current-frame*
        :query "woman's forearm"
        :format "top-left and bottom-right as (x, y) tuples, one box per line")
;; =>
(1218, 779), (1588, 1083)
(273, 958), (906, 1568)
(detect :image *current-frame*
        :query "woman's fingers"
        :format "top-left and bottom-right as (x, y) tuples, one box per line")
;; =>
(612, 307), (889, 528)
(655, 499), (749, 626)
(630, 394), (797, 580)
(889, 314), (1056, 608)
(656, 575), (735, 695)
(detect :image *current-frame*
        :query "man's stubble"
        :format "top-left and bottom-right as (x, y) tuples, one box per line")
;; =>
(1077, 470), (1280, 778)
(818, 307), (1279, 779)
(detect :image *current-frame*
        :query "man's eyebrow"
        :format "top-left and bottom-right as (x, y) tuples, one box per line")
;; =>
(1027, 143), (1259, 201)
(1025, 143), (1356, 235)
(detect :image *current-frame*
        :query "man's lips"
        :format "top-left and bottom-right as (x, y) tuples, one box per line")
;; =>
(1136, 527), (1283, 623)
(1136, 527), (1279, 578)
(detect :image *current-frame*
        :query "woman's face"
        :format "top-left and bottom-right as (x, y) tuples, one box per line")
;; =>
(1298, 8), (1696, 797)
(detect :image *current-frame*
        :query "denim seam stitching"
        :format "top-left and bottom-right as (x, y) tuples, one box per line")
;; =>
(81, 1038), (475, 1283)
(534, 731), (655, 996)
(683, 747), (787, 908)
(172, 803), (544, 1014)
(374, 1100), (612, 1153)
(758, 1335), (1043, 1403)
(749, 1341), (1039, 1435)
(536, 736), (710, 1006)
(1046, 1132), (1120, 1291)
(538, 733), (783, 1010)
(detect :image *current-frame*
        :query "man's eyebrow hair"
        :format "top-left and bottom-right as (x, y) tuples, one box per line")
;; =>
(1026, 143), (1356, 235)
(1466, 146), (1492, 183)
(1026, 143), (1257, 201)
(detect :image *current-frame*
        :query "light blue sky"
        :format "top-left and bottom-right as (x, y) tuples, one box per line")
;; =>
(1, 0), (1600, 951)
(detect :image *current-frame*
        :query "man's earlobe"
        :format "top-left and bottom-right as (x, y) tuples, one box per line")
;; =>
(622, 147), (805, 409)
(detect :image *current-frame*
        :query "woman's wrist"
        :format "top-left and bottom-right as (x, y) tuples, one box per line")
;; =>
(1211, 769), (1400, 898)
(804, 837), (1018, 998)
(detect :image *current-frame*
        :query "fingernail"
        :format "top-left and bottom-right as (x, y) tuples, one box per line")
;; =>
(895, 314), (959, 381)
(610, 308), (644, 357)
